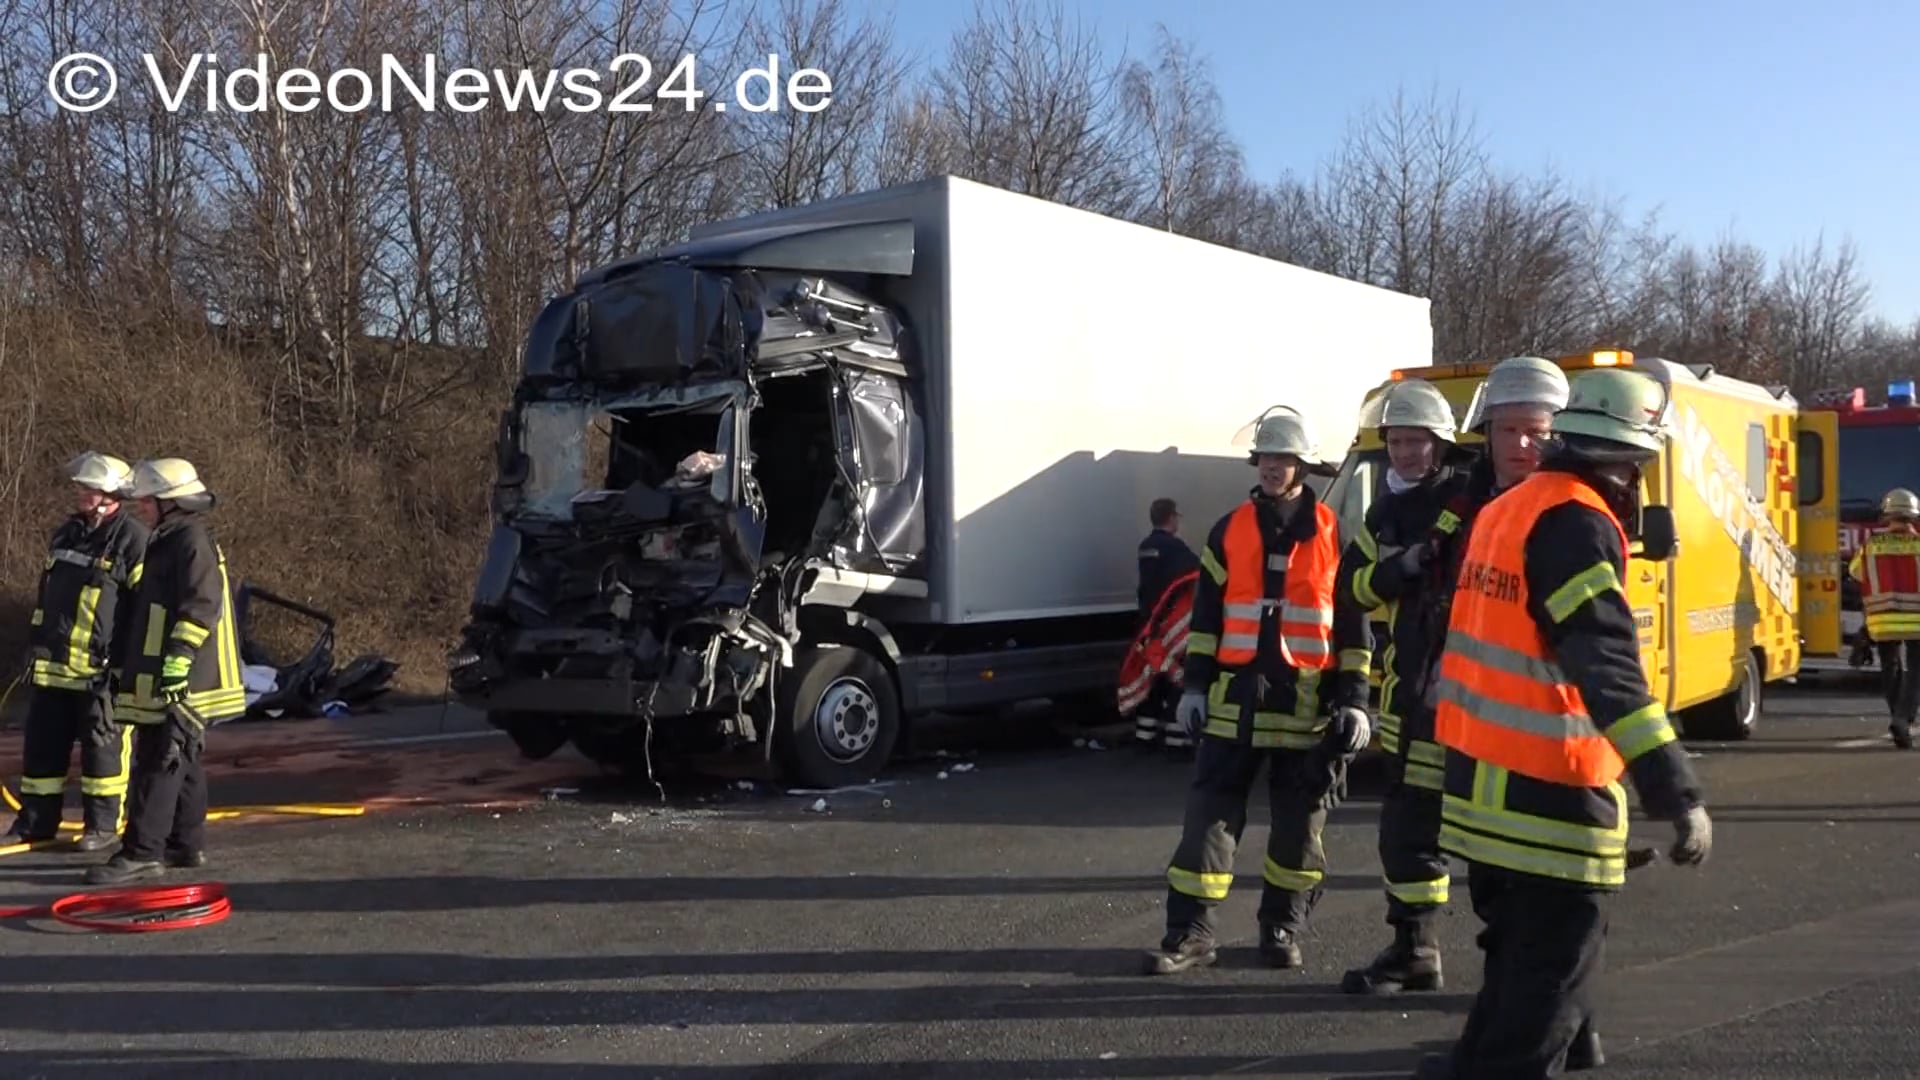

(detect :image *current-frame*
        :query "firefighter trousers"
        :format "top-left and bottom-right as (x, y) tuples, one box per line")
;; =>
(119, 718), (208, 862)
(8, 685), (130, 839)
(1875, 640), (1920, 730)
(1442, 862), (1608, 1079)
(1163, 736), (1327, 943)
(1134, 680), (1192, 749)
(1378, 778), (1449, 928)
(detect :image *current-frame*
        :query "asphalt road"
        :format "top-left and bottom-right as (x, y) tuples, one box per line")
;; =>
(2, 677), (1917, 1080)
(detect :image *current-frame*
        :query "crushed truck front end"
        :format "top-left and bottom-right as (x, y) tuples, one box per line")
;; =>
(448, 254), (926, 782)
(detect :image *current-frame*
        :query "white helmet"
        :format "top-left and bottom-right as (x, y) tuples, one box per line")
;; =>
(68, 451), (134, 496)
(128, 457), (209, 501)
(1376, 378), (1456, 443)
(1248, 405), (1320, 465)
(1462, 356), (1570, 433)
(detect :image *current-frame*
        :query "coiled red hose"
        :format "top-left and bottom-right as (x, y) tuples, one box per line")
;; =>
(0, 882), (231, 931)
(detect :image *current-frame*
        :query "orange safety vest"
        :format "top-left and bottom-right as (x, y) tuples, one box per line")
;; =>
(1432, 471), (1629, 788)
(1216, 498), (1339, 671)
(1858, 528), (1920, 641)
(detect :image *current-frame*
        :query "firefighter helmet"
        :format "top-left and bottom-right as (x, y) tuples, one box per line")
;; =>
(1376, 378), (1456, 443)
(1882, 488), (1920, 520)
(1551, 369), (1673, 456)
(68, 452), (134, 496)
(128, 457), (210, 501)
(1463, 356), (1571, 433)
(1248, 406), (1321, 465)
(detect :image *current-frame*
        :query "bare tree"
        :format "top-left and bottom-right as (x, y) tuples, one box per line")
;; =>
(730, 0), (910, 209)
(1772, 233), (1871, 392)
(1118, 25), (1248, 244)
(927, 0), (1142, 216)
(871, 89), (960, 185)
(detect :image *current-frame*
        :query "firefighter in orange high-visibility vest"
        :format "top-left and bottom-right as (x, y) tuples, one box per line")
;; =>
(1142, 405), (1373, 976)
(1412, 368), (1713, 1080)
(1848, 487), (1920, 750)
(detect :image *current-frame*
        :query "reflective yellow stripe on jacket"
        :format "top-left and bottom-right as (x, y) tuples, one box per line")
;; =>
(1439, 757), (1631, 887)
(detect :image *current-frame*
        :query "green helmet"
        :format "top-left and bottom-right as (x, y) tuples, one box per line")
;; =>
(1551, 369), (1672, 455)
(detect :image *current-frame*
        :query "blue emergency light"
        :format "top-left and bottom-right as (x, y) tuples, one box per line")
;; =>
(1890, 379), (1916, 407)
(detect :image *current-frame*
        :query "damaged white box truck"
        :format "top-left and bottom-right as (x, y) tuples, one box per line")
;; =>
(447, 176), (1433, 787)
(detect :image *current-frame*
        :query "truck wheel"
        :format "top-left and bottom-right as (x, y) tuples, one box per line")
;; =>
(777, 645), (901, 788)
(1682, 652), (1763, 741)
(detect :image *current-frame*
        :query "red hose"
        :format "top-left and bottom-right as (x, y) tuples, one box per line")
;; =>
(0, 882), (231, 931)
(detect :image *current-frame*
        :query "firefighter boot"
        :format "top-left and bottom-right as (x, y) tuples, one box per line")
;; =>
(1143, 932), (1218, 975)
(1567, 1022), (1604, 1070)
(1, 795), (63, 848)
(1341, 921), (1443, 994)
(1258, 922), (1304, 969)
(76, 794), (122, 853)
(85, 853), (163, 886)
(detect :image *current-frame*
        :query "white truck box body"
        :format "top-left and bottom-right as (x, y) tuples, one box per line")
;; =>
(689, 176), (1433, 624)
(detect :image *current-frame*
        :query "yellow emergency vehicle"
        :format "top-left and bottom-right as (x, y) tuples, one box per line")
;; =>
(1327, 349), (1841, 741)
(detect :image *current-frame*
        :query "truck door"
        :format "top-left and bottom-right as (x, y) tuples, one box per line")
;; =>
(1795, 409), (1842, 658)
(1630, 465), (1673, 709)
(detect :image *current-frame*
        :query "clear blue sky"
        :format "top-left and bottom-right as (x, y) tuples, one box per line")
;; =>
(856, 0), (1918, 324)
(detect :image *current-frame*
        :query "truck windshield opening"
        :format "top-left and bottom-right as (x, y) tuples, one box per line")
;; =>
(1837, 425), (1920, 515)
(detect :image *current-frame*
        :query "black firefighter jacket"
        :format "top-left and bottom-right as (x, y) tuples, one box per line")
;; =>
(1335, 464), (1468, 785)
(29, 509), (149, 693)
(110, 507), (246, 726)
(1137, 527), (1200, 623)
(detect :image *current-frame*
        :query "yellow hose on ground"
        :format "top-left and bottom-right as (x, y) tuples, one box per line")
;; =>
(1, 781), (365, 858)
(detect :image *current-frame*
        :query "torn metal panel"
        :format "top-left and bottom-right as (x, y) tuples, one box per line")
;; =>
(456, 259), (928, 746)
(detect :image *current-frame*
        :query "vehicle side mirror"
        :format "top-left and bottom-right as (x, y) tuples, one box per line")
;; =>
(1635, 504), (1678, 561)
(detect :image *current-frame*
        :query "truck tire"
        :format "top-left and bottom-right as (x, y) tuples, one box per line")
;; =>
(777, 644), (901, 788)
(1682, 652), (1763, 741)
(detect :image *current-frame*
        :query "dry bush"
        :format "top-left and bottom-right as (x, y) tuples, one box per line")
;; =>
(0, 299), (500, 699)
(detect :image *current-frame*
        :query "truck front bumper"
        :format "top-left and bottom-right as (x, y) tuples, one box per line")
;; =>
(456, 675), (698, 719)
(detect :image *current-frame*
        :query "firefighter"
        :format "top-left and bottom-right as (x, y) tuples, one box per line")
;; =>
(1142, 406), (1374, 975)
(1, 453), (150, 852)
(1135, 497), (1200, 753)
(86, 458), (248, 885)
(1847, 487), (1920, 749)
(1413, 368), (1713, 1080)
(1340, 357), (1571, 997)
(1332, 379), (1467, 995)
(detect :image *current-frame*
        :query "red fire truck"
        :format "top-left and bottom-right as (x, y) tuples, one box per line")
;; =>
(1804, 379), (1920, 669)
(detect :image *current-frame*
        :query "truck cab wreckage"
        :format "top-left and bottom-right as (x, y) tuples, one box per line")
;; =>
(448, 177), (1432, 787)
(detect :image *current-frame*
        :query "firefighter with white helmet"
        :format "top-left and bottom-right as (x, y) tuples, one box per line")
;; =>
(1331, 377), (1476, 997)
(2, 453), (150, 851)
(1848, 485), (1920, 749)
(1339, 358), (1571, 999)
(86, 457), (246, 884)
(1416, 367), (1711, 1078)
(1144, 405), (1374, 975)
